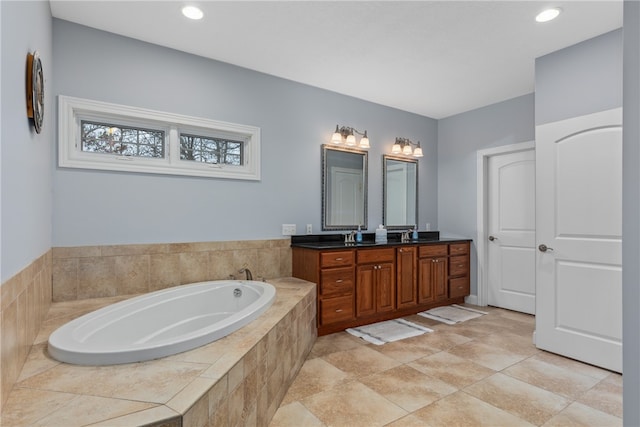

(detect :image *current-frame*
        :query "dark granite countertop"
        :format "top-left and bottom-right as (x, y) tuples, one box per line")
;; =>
(290, 231), (472, 250)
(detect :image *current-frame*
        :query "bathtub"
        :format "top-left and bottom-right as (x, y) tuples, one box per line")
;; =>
(48, 280), (276, 365)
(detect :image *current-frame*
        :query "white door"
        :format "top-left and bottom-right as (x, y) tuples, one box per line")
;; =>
(535, 108), (622, 373)
(487, 149), (536, 314)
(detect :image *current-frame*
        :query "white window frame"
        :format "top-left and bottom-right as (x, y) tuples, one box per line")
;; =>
(58, 96), (261, 180)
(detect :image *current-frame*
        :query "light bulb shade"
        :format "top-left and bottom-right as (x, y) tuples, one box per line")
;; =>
(391, 143), (401, 154)
(413, 147), (424, 157)
(331, 132), (343, 144)
(536, 7), (561, 23)
(359, 136), (370, 149)
(182, 5), (204, 20)
(345, 134), (357, 146)
(402, 144), (412, 155)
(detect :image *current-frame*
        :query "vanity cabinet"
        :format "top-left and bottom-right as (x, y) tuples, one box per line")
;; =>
(396, 246), (417, 308)
(292, 239), (471, 336)
(418, 245), (448, 304)
(448, 242), (470, 298)
(293, 248), (356, 327)
(356, 248), (395, 316)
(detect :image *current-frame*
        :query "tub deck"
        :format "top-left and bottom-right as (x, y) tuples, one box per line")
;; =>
(0, 278), (317, 427)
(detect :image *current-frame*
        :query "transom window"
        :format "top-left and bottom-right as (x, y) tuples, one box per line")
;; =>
(59, 96), (261, 180)
(81, 121), (165, 158)
(180, 134), (242, 165)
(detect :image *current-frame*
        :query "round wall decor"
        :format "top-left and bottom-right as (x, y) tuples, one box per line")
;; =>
(26, 51), (44, 133)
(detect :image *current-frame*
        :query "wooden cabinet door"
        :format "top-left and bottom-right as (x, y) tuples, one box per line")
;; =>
(418, 258), (435, 304)
(376, 262), (396, 313)
(418, 256), (448, 303)
(433, 257), (448, 301)
(396, 247), (417, 308)
(356, 264), (376, 317)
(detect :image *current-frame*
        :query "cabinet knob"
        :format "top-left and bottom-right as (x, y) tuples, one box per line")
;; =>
(335, 257), (343, 261)
(335, 309), (343, 313)
(336, 279), (343, 283)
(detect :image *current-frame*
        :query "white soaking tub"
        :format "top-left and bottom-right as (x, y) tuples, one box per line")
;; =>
(48, 280), (276, 365)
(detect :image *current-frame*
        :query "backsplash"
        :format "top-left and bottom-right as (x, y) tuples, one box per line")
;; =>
(52, 239), (292, 301)
(0, 250), (52, 411)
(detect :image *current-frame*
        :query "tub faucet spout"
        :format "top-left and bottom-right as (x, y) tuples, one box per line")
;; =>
(238, 268), (253, 281)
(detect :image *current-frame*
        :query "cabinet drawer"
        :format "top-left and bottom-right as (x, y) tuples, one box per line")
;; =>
(449, 243), (469, 256)
(449, 276), (470, 298)
(320, 268), (354, 297)
(419, 245), (448, 258)
(357, 248), (395, 264)
(320, 295), (354, 324)
(320, 250), (354, 268)
(449, 255), (469, 276)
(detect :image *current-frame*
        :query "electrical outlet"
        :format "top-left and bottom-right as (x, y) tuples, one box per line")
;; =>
(306, 224), (313, 234)
(425, 223), (431, 231)
(282, 224), (297, 236)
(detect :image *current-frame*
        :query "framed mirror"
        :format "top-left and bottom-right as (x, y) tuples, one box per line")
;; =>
(322, 144), (368, 230)
(383, 155), (418, 230)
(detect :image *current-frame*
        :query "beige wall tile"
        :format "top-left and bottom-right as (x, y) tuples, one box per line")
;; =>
(0, 250), (52, 412)
(179, 252), (209, 284)
(1, 300), (18, 410)
(228, 360), (244, 392)
(53, 246), (101, 259)
(255, 248), (281, 279)
(53, 239), (293, 300)
(78, 257), (117, 299)
(1, 274), (19, 312)
(149, 253), (181, 291)
(52, 258), (78, 302)
(228, 380), (245, 426)
(208, 250), (235, 280)
(182, 394), (209, 427)
(101, 243), (169, 256)
(115, 255), (150, 295)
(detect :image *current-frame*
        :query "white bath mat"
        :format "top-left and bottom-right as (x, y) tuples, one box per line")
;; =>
(418, 304), (488, 325)
(346, 319), (433, 345)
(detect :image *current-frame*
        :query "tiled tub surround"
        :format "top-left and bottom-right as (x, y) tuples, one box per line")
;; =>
(0, 250), (52, 411)
(1, 277), (316, 427)
(52, 239), (293, 302)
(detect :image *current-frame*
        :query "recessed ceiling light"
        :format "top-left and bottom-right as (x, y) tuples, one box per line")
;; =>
(536, 7), (562, 23)
(182, 5), (203, 20)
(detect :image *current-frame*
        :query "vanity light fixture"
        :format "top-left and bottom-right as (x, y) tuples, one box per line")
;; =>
(182, 5), (204, 20)
(331, 125), (370, 149)
(392, 137), (423, 158)
(535, 7), (561, 23)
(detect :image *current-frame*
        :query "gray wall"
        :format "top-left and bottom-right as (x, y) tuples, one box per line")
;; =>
(437, 94), (535, 295)
(535, 29), (623, 125)
(623, 1), (640, 423)
(1, 1), (53, 282)
(52, 19), (438, 247)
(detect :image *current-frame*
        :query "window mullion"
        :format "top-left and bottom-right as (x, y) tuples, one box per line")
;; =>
(168, 126), (179, 165)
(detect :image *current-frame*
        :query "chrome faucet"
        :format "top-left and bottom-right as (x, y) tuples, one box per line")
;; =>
(345, 231), (356, 244)
(238, 268), (253, 281)
(401, 230), (411, 242)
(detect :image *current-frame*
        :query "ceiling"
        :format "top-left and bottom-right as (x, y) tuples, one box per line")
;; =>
(49, 1), (623, 119)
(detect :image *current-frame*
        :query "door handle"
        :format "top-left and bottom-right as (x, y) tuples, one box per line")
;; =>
(488, 235), (497, 241)
(538, 244), (554, 252)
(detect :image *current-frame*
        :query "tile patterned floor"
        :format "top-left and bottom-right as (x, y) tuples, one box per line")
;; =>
(270, 305), (622, 427)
